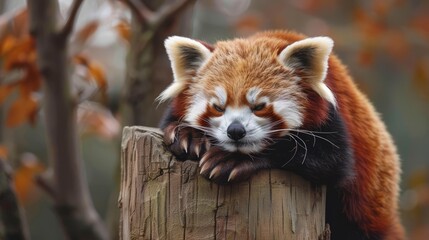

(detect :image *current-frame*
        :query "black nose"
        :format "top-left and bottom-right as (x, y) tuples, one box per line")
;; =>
(227, 122), (246, 141)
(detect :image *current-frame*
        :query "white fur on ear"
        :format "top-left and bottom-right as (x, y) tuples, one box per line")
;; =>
(278, 37), (336, 106)
(313, 82), (336, 107)
(157, 36), (212, 102)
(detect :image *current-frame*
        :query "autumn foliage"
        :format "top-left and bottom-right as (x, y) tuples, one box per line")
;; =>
(0, 9), (39, 127)
(0, 6), (129, 129)
(0, 0), (427, 239)
(0, 3), (129, 206)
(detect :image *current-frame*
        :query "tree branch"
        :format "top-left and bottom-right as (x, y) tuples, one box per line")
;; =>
(26, 0), (108, 239)
(0, 0), (6, 16)
(35, 171), (56, 201)
(122, 0), (155, 24)
(122, 0), (196, 27)
(152, 0), (196, 27)
(59, 0), (85, 38)
(0, 158), (30, 240)
(27, 0), (57, 38)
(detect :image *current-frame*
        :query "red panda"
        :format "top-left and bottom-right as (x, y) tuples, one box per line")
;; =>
(158, 30), (404, 240)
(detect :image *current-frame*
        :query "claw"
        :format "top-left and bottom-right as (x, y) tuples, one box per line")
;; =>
(205, 139), (211, 151)
(228, 169), (238, 182)
(209, 166), (222, 179)
(180, 139), (188, 153)
(169, 130), (176, 144)
(164, 125), (177, 144)
(200, 162), (210, 175)
(194, 145), (201, 158)
(199, 154), (209, 167)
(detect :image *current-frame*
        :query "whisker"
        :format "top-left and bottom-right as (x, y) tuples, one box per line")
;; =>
(295, 130), (340, 149)
(289, 133), (308, 164)
(263, 128), (339, 149)
(282, 135), (298, 167)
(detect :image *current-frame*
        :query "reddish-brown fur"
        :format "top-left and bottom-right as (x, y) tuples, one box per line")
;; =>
(169, 31), (403, 239)
(327, 56), (404, 238)
(251, 31), (404, 239)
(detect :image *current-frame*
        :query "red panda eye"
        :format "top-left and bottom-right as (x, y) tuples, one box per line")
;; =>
(213, 104), (225, 113)
(252, 103), (266, 112)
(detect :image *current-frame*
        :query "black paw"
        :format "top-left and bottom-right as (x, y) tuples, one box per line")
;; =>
(163, 122), (211, 161)
(199, 147), (270, 185)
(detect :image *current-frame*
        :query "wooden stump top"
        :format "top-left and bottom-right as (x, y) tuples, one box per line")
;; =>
(119, 126), (327, 240)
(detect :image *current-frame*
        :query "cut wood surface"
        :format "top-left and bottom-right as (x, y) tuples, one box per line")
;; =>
(119, 126), (327, 240)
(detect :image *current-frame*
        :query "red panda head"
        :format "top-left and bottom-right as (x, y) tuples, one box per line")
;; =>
(159, 33), (335, 154)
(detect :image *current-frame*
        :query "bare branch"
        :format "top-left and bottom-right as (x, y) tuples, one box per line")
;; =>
(59, 0), (85, 38)
(122, 0), (155, 24)
(26, 0), (108, 239)
(27, 0), (56, 38)
(35, 171), (56, 201)
(152, 0), (196, 27)
(122, 0), (196, 27)
(0, 0), (5, 14)
(0, 158), (30, 240)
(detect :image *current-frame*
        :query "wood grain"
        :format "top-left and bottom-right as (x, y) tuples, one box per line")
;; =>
(119, 126), (327, 240)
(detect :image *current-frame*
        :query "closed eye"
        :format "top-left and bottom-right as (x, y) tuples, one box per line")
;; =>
(213, 104), (225, 113)
(252, 103), (266, 112)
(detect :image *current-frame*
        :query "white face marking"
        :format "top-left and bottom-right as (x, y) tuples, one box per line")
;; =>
(247, 87), (270, 106)
(185, 92), (208, 125)
(214, 86), (227, 106)
(272, 99), (303, 132)
(246, 87), (261, 104)
(210, 106), (270, 153)
(185, 87), (303, 154)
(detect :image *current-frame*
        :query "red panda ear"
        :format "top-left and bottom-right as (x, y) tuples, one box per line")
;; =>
(157, 36), (212, 102)
(278, 37), (336, 106)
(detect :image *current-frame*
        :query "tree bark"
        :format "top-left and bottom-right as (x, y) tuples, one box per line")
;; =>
(27, 1), (108, 239)
(122, 0), (196, 127)
(119, 126), (328, 240)
(0, 159), (30, 240)
(0, 0), (4, 13)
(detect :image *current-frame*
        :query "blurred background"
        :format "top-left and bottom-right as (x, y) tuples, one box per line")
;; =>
(0, 0), (428, 239)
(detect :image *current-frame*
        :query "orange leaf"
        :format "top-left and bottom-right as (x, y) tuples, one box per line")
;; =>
(78, 102), (120, 139)
(353, 7), (386, 38)
(73, 54), (89, 65)
(73, 54), (107, 91)
(385, 31), (409, 61)
(115, 21), (130, 42)
(13, 153), (44, 204)
(358, 48), (375, 67)
(6, 95), (38, 127)
(289, 0), (325, 13)
(74, 20), (99, 46)
(0, 84), (16, 105)
(0, 7), (28, 39)
(410, 14), (429, 40)
(234, 14), (262, 36)
(87, 61), (107, 90)
(19, 64), (42, 97)
(0, 145), (8, 159)
(0, 35), (18, 55)
(372, 1), (390, 18)
(2, 36), (35, 71)
(9, 8), (29, 37)
(412, 60), (429, 101)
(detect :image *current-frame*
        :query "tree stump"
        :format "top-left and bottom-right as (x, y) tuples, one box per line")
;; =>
(119, 126), (327, 240)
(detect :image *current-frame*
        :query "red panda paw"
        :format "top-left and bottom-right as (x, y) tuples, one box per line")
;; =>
(199, 147), (270, 185)
(163, 122), (210, 161)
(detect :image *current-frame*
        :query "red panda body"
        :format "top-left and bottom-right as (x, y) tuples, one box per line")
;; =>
(159, 31), (404, 240)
